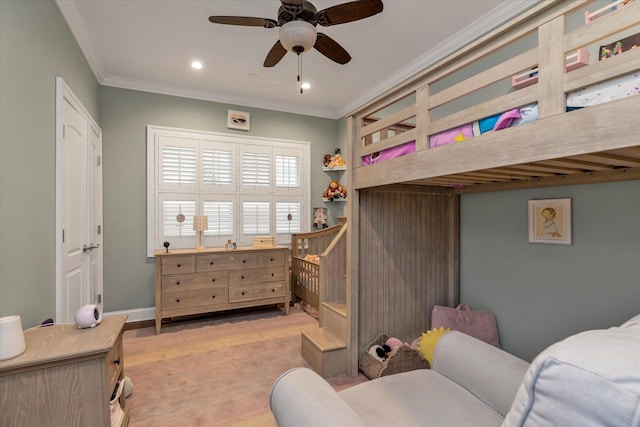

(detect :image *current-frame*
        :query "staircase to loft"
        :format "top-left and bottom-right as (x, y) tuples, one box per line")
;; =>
(297, 223), (349, 378)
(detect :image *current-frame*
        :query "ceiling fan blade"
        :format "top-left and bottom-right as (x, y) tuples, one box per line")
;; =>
(316, 0), (383, 26)
(264, 41), (288, 67)
(314, 33), (351, 64)
(209, 16), (278, 28)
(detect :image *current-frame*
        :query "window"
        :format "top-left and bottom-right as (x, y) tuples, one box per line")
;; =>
(147, 126), (310, 256)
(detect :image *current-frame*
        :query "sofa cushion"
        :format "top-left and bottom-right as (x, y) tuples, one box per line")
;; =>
(270, 368), (367, 427)
(503, 317), (640, 427)
(432, 331), (529, 417)
(339, 369), (504, 426)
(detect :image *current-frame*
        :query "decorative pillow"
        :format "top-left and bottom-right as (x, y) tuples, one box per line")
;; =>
(417, 327), (450, 365)
(432, 304), (500, 347)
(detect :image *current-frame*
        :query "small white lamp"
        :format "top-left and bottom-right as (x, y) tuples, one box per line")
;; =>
(0, 315), (26, 361)
(193, 215), (208, 251)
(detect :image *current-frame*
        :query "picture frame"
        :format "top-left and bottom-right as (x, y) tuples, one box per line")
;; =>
(312, 207), (328, 229)
(227, 110), (250, 131)
(528, 198), (572, 245)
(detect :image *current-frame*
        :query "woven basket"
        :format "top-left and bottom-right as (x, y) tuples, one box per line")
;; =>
(359, 334), (430, 380)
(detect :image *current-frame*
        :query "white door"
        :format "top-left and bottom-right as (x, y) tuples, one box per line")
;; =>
(56, 78), (103, 323)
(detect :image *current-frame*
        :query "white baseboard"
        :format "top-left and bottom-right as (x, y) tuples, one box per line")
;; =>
(105, 307), (155, 323)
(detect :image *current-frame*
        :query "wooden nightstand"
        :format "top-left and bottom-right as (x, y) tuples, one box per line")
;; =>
(0, 315), (129, 427)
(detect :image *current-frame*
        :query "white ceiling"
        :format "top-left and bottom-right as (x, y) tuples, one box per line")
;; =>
(56, 0), (539, 119)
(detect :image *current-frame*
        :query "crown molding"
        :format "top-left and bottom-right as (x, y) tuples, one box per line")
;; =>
(101, 75), (338, 119)
(336, 0), (544, 118)
(55, 0), (104, 82)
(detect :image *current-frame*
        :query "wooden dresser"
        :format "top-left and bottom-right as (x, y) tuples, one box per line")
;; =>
(0, 314), (128, 427)
(154, 245), (289, 333)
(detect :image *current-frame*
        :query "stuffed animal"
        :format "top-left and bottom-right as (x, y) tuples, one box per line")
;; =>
(327, 148), (346, 168)
(322, 179), (347, 201)
(323, 154), (332, 167)
(313, 208), (327, 229)
(368, 344), (392, 362)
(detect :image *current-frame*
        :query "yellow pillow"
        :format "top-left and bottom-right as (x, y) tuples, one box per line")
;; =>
(417, 327), (451, 365)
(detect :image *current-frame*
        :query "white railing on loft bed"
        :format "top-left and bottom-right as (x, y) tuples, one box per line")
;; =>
(348, 0), (640, 191)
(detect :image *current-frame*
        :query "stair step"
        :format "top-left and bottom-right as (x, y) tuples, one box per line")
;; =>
(301, 326), (346, 352)
(323, 301), (347, 317)
(320, 302), (347, 344)
(301, 327), (346, 378)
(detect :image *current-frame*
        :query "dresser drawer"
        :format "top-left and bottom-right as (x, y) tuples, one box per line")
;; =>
(228, 266), (285, 285)
(197, 253), (258, 271)
(257, 250), (285, 267)
(162, 286), (229, 310)
(161, 255), (196, 275)
(229, 281), (285, 303)
(162, 272), (229, 291)
(106, 333), (123, 394)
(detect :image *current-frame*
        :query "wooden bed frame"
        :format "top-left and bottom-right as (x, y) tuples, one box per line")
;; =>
(290, 224), (345, 308)
(344, 0), (640, 375)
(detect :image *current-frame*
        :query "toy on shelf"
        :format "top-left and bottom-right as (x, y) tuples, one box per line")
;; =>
(323, 148), (346, 169)
(322, 179), (347, 201)
(313, 208), (328, 229)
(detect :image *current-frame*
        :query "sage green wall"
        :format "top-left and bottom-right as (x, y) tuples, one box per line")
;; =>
(0, 0), (99, 327)
(460, 180), (640, 361)
(98, 86), (340, 312)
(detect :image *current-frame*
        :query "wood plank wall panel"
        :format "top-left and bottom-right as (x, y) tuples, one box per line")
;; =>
(357, 186), (458, 355)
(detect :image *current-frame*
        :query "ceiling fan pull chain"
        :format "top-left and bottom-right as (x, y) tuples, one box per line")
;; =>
(298, 53), (303, 94)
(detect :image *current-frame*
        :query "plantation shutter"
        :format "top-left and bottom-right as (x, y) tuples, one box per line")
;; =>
(201, 141), (235, 194)
(276, 201), (301, 234)
(240, 145), (271, 191)
(242, 200), (270, 234)
(275, 155), (300, 188)
(158, 136), (197, 191)
(203, 200), (234, 236)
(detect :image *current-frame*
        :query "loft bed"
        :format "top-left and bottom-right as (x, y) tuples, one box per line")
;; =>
(349, 0), (640, 193)
(343, 0), (640, 376)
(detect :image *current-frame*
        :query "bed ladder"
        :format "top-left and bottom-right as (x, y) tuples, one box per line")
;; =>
(300, 224), (349, 378)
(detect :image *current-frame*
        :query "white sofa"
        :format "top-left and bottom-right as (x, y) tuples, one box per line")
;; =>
(270, 315), (640, 426)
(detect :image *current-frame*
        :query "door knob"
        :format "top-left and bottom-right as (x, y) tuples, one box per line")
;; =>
(83, 243), (100, 253)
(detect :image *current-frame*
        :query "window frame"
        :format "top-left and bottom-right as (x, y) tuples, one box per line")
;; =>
(146, 125), (310, 257)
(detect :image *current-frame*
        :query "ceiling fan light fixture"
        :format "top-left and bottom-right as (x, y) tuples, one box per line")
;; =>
(279, 20), (317, 53)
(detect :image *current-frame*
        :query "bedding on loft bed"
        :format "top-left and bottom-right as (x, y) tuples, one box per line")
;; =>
(358, 1), (640, 174)
(361, 70), (640, 166)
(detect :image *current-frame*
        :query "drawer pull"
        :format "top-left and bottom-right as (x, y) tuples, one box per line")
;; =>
(176, 298), (180, 303)
(242, 260), (246, 263)
(272, 288), (276, 292)
(211, 278), (216, 282)
(270, 257), (274, 261)
(113, 358), (120, 366)
(271, 273), (274, 277)
(210, 261), (214, 265)
(241, 292), (245, 295)
(176, 281), (181, 285)
(241, 275), (245, 279)
(211, 295), (216, 299)
(177, 264), (181, 268)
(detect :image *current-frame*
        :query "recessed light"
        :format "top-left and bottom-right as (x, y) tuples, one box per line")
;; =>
(301, 82), (311, 90)
(191, 61), (203, 70)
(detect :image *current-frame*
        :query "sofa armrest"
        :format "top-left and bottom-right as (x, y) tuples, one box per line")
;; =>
(270, 368), (367, 427)
(432, 331), (529, 417)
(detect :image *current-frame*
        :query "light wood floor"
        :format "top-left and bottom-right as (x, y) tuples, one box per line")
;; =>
(122, 306), (367, 427)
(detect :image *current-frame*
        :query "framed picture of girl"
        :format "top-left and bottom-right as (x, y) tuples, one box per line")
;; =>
(528, 198), (572, 245)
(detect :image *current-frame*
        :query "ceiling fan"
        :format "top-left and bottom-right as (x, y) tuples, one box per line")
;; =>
(209, 0), (383, 90)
